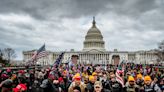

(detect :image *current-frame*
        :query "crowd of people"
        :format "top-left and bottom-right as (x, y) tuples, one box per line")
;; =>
(0, 55), (163, 92)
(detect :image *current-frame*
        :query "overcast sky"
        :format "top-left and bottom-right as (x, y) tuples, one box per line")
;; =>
(0, 0), (164, 60)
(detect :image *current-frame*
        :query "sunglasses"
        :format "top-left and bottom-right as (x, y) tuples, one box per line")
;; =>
(95, 86), (100, 88)
(129, 81), (135, 82)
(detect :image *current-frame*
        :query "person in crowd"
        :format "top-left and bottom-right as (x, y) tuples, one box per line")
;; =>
(58, 77), (65, 92)
(82, 68), (89, 80)
(0, 63), (164, 92)
(92, 72), (98, 81)
(13, 83), (27, 92)
(38, 69), (45, 82)
(73, 86), (81, 92)
(100, 72), (108, 88)
(93, 81), (104, 92)
(125, 76), (139, 92)
(104, 73), (123, 92)
(60, 70), (71, 92)
(158, 77), (164, 91)
(83, 75), (89, 88)
(40, 78), (58, 92)
(144, 75), (161, 92)
(136, 73), (144, 92)
(30, 79), (41, 92)
(0, 79), (13, 92)
(68, 55), (79, 69)
(86, 75), (96, 92)
(68, 73), (86, 92)
(52, 76), (60, 92)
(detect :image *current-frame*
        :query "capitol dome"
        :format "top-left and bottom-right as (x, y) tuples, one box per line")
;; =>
(83, 17), (105, 51)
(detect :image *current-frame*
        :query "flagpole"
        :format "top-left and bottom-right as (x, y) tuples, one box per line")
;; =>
(35, 58), (37, 69)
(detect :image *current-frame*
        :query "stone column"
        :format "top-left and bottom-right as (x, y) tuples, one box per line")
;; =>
(82, 54), (83, 63)
(96, 54), (98, 61)
(98, 54), (99, 62)
(87, 54), (88, 60)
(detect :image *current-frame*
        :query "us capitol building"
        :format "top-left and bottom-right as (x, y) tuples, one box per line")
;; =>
(23, 18), (163, 65)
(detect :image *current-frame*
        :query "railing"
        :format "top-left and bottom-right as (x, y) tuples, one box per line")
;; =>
(0, 65), (45, 70)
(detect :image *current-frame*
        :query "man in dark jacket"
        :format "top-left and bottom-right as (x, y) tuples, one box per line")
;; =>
(144, 76), (161, 92)
(59, 71), (71, 92)
(40, 79), (59, 92)
(86, 75), (96, 92)
(104, 74), (123, 92)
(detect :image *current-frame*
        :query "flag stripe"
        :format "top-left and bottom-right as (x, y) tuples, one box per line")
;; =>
(115, 61), (125, 87)
(36, 51), (48, 59)
(116, 70), (124, 84)
(36, 53), (49, 59)
(31, 51), (37, 60)
(27, 44), (48, 65)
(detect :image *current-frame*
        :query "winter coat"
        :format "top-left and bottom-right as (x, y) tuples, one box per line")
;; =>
(125, 82), (139, 92)
(86, 81), (94, 92)
(40, 79), (59, 92)
(104, 80), (123, 92)
(59, 78), (71, 92)
(144, 82), (162, 92)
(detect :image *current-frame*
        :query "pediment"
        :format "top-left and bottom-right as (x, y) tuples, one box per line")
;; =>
(84, 49), (105, 54)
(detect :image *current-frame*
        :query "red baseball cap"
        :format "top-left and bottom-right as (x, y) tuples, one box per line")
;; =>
(13, 84), (27, 92)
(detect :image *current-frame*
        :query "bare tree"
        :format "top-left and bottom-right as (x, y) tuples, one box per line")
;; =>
(0, 49), (7, 64)
(0, 49), (2, 57)
(2, 48), (16, 64)
(0, 49), (3, 61)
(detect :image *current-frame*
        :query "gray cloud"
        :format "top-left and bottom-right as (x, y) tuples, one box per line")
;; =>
(1, 0), (158, 19)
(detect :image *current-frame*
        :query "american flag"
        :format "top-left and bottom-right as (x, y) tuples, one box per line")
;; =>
(116, 61), (125, 87)
(30, 44), (48, 62)
(52, 52), (65, 69)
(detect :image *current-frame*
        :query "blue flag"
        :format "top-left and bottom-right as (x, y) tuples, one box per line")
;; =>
(53, 52), (65, 68)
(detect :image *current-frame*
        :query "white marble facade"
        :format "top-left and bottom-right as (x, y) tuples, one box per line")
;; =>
(23, 50), (158, 65)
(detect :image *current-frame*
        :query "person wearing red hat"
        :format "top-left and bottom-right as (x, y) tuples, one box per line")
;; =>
(52, 76), (60, 92)
(1, 74), (9, 81)
(58, 77), (64, 83)
(13, 83), (27, 92)
(58, 77), (65, 92)
(60, 71), (71, 92)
